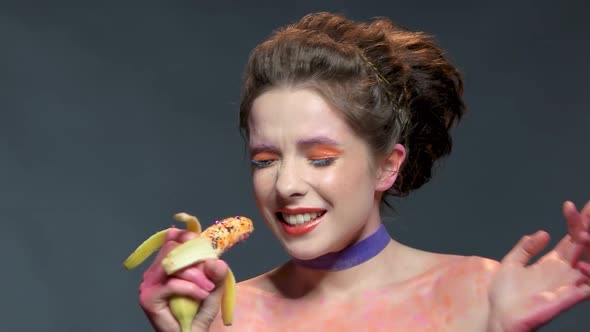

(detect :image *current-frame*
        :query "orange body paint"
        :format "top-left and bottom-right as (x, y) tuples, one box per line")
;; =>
(208, 256), (499, 332)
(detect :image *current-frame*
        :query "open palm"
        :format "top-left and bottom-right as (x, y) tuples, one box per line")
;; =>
(488, 201), (590, 332)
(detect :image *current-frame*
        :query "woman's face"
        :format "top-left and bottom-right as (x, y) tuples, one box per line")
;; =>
(247, 87), (402, 260)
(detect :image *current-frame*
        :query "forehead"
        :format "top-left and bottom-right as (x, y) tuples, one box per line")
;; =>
(248, 88), (352, 143)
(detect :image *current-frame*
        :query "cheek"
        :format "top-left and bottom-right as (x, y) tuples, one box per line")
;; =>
(251, 173), (265, 197)
(318, 161), (376, 200)
(321, 161), (375, 192)
(251, 170), (274, 202)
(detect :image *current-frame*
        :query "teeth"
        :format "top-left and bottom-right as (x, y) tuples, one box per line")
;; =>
(282, 212), (321, 225)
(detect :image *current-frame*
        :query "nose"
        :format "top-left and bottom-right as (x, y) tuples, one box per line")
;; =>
(275, 159), (307, 199)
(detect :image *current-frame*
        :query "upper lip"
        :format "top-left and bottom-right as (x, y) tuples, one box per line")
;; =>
(277, 207), (326, 214)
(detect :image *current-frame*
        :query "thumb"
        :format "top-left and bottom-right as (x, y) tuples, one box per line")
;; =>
(501, 230), (550, 265)
(192, 259), (229, 330)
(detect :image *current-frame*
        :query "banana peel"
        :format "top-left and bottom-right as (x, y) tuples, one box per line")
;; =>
(123, 213), (253, 329)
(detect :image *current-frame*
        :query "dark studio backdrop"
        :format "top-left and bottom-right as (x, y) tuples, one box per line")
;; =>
(1, 0), (588, 331)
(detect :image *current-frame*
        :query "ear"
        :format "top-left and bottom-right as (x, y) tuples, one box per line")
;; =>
(375, 144), (406, 192)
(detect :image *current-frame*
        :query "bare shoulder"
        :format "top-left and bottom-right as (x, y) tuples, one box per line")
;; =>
(394, 242), (501, 283)
(238, 272), (275, 292)
(430, 254), (500, 307)
(408, 252), (501, 330)
(443, 254), (501, 277)
(425, 251), (501, 289)
(395, 245), (501, 303)
(234, 266), (287, 299)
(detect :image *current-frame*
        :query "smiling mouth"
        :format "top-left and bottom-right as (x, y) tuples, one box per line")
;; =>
(276, 211), (326, 226)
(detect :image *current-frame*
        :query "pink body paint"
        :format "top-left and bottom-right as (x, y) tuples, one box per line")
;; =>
(209, 256), (498, 331)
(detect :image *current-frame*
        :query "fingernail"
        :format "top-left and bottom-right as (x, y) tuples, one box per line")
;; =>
(204, 280), (215, 291)
(206, 259), (218, 273)
(215, 259), (226, 273)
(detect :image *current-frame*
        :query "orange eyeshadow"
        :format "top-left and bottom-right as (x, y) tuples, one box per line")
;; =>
(306, 145), (343, 159)
(252, 151), (279, 161)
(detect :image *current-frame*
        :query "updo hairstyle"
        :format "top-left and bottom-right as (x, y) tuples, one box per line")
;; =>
(239, 12), (465, 199)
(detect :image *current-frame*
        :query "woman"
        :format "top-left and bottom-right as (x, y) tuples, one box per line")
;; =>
(138, 12), (590, 331)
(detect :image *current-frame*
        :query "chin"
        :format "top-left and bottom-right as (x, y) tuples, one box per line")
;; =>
(284, 245), (324, 260)
(277, 234), (333, 260)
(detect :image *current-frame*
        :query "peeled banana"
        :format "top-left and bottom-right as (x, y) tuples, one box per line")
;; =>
(123, 213), (254, 330)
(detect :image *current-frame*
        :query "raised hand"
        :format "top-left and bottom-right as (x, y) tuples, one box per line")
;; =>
(138, 227), (229, 332)
(487, 200), (590, 332)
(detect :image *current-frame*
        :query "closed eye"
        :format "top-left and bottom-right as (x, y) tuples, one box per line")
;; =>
(309, 157), (337, 167)
(306, 144), (342, 167)
(251, 151), (279, 169)
(250, 159), (275, 168)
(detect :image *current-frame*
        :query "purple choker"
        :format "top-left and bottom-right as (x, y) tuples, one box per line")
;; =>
(291, 224), (392, 271)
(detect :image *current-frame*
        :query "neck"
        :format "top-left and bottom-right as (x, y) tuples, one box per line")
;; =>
(291, 223), (391, 270)
(285, 240), (400, 299)
(271, 215), (401, 299)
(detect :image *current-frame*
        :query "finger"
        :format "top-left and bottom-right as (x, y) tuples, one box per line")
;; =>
(173, 266), (216, 292)
(502, 231), (551, 265)
(144, 228), (204, 287)
(165, 227), (199, 243)
(575, 261), (590, 280)
(535, 284), (590, 317)
(147, 226), (185, 269)
(148, 229), (199, 273)
(138, 277), (211, 331)
(553, 234), (586, 267)
(581, 201), (590, 260)
(139, 289), (180, 332)
(179, 229), (199, 243)
(159, 277), (211, 302)
(203, 259), (229, 284)
(142, 240), (182, 285)
(561, 201), (590, 262)
(580, 200), (590, 226)
(139, 278), (210, 311)
(192, 259), (229, 330)
(165, 225), (181, 241)
(563, 201), (588, 243)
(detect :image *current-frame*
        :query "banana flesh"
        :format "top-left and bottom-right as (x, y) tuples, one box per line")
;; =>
(123, 212), (253, 329)
(170, 296), (199, 332)
(162, 215), (254, 275)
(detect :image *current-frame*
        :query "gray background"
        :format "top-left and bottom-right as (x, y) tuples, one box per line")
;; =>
(1, 0), (588, 331)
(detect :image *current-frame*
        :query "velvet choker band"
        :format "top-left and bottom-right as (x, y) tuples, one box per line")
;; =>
(291, 224), (392, 271)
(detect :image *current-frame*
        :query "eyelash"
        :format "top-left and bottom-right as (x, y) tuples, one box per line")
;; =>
(309, 157), (337, 167)
(250, 157), (338, 169)
(250, 159), (274, 168)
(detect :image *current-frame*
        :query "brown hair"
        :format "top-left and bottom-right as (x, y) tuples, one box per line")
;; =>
(239, 12), (465, 199)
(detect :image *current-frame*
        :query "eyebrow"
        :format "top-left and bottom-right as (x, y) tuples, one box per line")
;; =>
(248, 143), (279, 155)
(297, 136), (341, 146)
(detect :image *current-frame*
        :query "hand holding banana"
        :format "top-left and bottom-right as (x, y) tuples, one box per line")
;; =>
(123, 213), (254, 332)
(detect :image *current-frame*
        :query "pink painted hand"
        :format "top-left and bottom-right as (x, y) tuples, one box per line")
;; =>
(564, 201), (590, 262)
(138, 227), (229, 332)
(487, 200), (590, 332)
